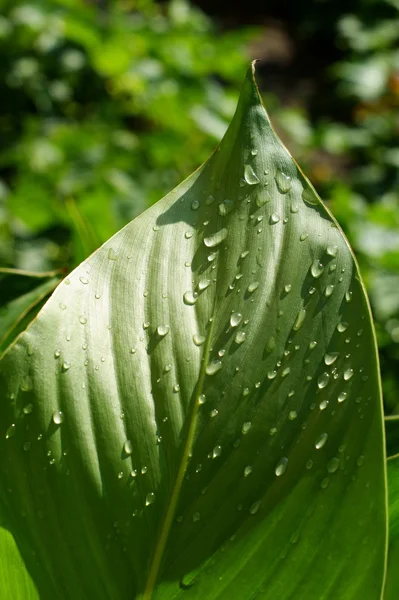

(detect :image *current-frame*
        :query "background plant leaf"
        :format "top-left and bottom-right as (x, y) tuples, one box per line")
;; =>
(384, 455), (399, 600)
(0, 64), (386, 599)
(385, 415), (399, 458)
(0, 269), (62, 355)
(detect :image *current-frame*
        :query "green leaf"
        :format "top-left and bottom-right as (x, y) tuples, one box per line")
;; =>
(0, 64), (386, 599)
(385, 415), (399, 458)
(0, 269), (62, 355)
(385, 456), (399, 600)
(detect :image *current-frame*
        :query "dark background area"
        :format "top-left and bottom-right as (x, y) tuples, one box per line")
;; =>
(0, 0), (398, 411)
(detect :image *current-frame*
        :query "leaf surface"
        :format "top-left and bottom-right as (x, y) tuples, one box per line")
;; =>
(0, 64), (387, 600)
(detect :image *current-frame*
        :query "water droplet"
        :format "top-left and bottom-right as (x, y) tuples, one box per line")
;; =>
(251, 148), (258, 156)
(193, 334), (206, 346)
(282, 367), (291, 378)
(288, 410), (298, 421)
(23, 403), (33, 415)
(320, 477), (330, 489)
(275, 457), (288, 476)
(198, 279), (211, 291)
(157, 325), (169, 337)
(240, 464), (253, 478)
(345, 291), (352, 303)
(54, 349), (61, 359)
(293, 308), (306, 331)
(249, 500), (262, 515)
(247, 281), (259, 293)
(145, 492), (155, 506)
(191, 200), (200, 210)
(212, 445), (222, 458)
(108, 248), (118, 260)
(242, 422), (252, 434)
(324, 284), (334, 298)
(309, 341), (317, 350)
(244, 164), (260, 185)
(267, 370), (277, 380)
(183, 291), (198, 305)
(270, 212), (280, 224)
(173, 384), (180, 393)
(205, 360), (222, 376)
(79, 276), (89, 285)
(317, 373), (330, 389)
(327, 457), (340, 473)
(62, 362), (70, 372)
(198, 394), (206, 405)
(79, 315), (87, 325)
(343, 368), (354, 381)
(300, 233), (309, 241)
(327, 245), (338, 258)
(324, 352), (339, 365)
(302, 187), (318, 205)
(284, 284), (292, 294)
(5, 424), (16, 439)
(275, 169), (292, 193)
(338, 392), (347, 403)
(315, 432), (328, 449)
(319, 400), (329, 411)
(52, 411), (64, 425)
(310, 260), (324, 278)
(230, 312), (243, 328)
(204, 228), (228, 248)
(210, 409), (218, 418)
(123, 440), (133, 455)
(218, 199), (233, 216)
(235, 331), (246, 345)
(337, 322), (349, 333)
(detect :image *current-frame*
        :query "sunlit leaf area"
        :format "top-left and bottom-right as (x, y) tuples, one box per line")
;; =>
(0, 1), (398, 598)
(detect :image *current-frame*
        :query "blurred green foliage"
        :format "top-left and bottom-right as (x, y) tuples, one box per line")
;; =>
(0, 0), (398, 411)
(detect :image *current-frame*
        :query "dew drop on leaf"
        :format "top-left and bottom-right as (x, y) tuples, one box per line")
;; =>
(230, 312), (243, 327)
(244, 164), (260, 185)
(275, 169), (292, 193)
(275, 457), (288, 476)
(205, 360), (222, 376)
(52, 411), (64, 425)
(249, 500), (262, 515)
(145, 492), (155, 506)
(203, 228), (228, 248)
(315, 432), (328, 449)
(123, 440), (133, 455)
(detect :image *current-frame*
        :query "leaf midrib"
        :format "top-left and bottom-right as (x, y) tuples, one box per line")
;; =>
(142, 302), (216, 598)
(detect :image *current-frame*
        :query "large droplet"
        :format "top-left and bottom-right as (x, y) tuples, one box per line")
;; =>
(5, 424), (16, 439)
(310, 260), (324, 278)
(230, 312), (243, 328)
(293, 308), (306, 331)
(52, 411), (64, 425)
(338, 391), (347, 403)
(275, 169), (292, 193)
(235, 331), (246, 345)
(247, 281), (259, 293)
(244, 164), (260, 185)
(205, 360), (222, 376)
(145, 492), (155, 506)
(337, 322), (349, 333)
(269, 212), (280, 224)
(302, 187), (318, 206)
(123, 440), (133, 455)
(198, 279), (211, 291)
(249, 500), (262, 515)
(193, 334), (206, 346)
(327, 457), (341, 473)
(212, 445), (222, 459)
(244, 465), (253, 477)
(157, 325), (169, 338)
(183, 291), (198, 305)
(256, 192), (271, 207)
(317, 373), (330, 389)
(326, 245), (338, 258)
(218, 199), (234, 216)
(204, 229), (228, 248)
(108, 248), (118, 261)
(275, 457), (288, 476)
(315, 432), (328, 450)
(324, 352), (339, 366)
(343, 368), (354, 381)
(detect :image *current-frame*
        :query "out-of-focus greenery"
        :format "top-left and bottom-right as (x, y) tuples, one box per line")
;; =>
(0, 0), (253, 269)
(0, 0), (398, 412)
